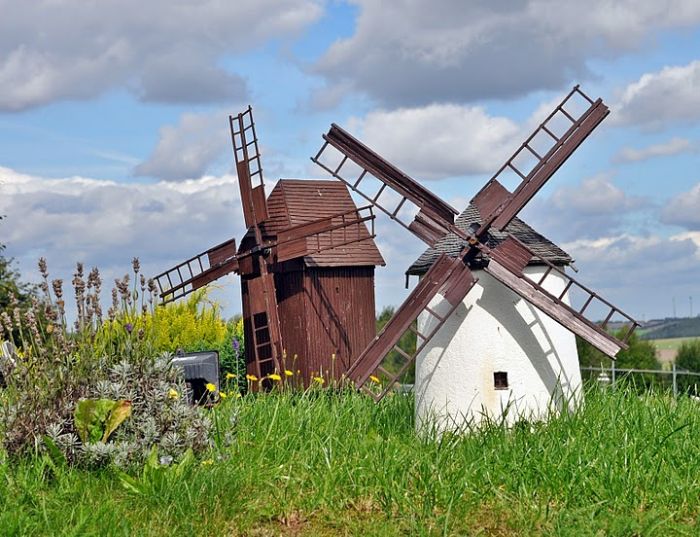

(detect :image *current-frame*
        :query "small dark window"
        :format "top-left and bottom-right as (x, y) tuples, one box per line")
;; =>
(494, 371), (509, 390)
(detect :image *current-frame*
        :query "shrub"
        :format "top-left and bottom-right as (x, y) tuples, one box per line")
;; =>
(0, 259), (214, 466)
(675, 339), (700, 395)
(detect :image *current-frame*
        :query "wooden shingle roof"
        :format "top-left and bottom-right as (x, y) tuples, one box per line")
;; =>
(263, 179), (385, 268)
(406, 204), (571, 276)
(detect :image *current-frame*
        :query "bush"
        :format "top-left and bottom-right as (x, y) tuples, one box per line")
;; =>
(0, 259), (218, 466)
(675, 339), (700, 394)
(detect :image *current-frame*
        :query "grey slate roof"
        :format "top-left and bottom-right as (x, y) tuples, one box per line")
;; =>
(406, 204), (572, 276)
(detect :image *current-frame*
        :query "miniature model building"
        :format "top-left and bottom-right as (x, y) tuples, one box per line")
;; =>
(238, 179), (385, 382)
(406, 205), (577, 429)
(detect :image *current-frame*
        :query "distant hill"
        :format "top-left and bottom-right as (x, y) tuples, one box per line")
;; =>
(639, 317), (700, 340)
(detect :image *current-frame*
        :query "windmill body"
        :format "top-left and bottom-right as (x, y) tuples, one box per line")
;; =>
(312, 85), (639, 423)
(156, 108), (383, 386)
(408, 207), (580, 429)
(240, 179), (384, 382)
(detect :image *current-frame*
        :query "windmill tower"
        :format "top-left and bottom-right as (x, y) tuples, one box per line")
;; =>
(311, 85), (639, 429)
(155, 107), (384, 386)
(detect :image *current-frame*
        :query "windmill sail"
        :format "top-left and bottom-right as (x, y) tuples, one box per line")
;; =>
(312, 125), (458, 247)
(154, 238), (239, 304)
(346, 254), (477, 400)
(230, 106), (269, 227)
(472, 85), (609, 236)
(486, 236), (638, 357)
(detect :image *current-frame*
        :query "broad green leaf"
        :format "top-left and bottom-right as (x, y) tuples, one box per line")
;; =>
(74, 399), (117, 444)
(102, 400), (132, 442)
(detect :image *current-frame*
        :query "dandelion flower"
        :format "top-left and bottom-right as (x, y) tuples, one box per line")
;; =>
(219, 391), (228, 399)
(168, 388), (179, 400)
(205, 383), (216, 393)
(284, 370), (293, 377)
(369, 375), (381, 384)
(226, 372), (237, 380)
(268, 373), (281, 381)
(246, 374), (258, 382)
(201, 459), (214, 466)
(236, 393), (242, 399)
(313, 376), (324, 385)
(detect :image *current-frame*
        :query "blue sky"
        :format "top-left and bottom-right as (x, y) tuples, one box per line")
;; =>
(2, 0), (700, 322)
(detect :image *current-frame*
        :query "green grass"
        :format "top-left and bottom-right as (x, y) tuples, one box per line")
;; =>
(2, 387), (700, 536)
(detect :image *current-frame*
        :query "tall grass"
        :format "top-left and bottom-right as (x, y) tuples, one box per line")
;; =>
(1, 387), (699, 535)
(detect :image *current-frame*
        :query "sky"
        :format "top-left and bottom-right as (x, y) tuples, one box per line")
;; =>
(1, 0), (700, 323)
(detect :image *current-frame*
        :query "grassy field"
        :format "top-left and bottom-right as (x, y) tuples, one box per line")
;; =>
(2, 387), (700, 536)
(649, 337), (698, 364)
(651, 337), (699, 351)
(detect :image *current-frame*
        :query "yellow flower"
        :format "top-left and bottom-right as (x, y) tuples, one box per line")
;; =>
(168, 388), (179, 400)
(219, 391), (228, 399)
(369, 375), (381, 384)
(236, 393), (242, 399)
(226, 372), (236, 380)
(284, 370), (293, 377)
(246, 374), (258, 382)
(205, 383), (216, 393)
(313, 376), (324, 385)
(46, 324), (54, 334)
(268, 373), (282, 381)
(201, 459), (213, 466)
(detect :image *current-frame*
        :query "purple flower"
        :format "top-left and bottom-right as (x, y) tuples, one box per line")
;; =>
(124, 322), (133, 334)
(232, 338), (240, 353)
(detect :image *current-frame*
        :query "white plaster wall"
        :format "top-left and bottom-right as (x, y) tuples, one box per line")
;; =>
(414, 265), (581, 432)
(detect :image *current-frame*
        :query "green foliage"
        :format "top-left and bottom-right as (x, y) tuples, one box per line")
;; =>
(376, 306), (416, 383)
(0, 259), (212, 466)
(74, 399), (132, 444)
(578, 330), (660, 389)
(0, 216), (35, 337)
(1, 388), (700, 534)
(675, 339), (700, 394)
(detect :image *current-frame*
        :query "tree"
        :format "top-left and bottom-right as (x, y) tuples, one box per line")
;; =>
(577, 330), (660, 388)
(0, 215), (35, 319)
(376, 306), (417, 383)
(675, 340), (700, 395)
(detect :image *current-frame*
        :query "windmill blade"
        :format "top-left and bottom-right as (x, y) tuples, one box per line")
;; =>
(154, 239), (239, 304)
(312, 124), (458, 247)
(242, 270), (284, 381)
(346, 254), (477, 401)
(472, 85), (609, 235)
(485, 235), (638, 357)
(275, 205), (376, 263)
(230, 106), (269, 228)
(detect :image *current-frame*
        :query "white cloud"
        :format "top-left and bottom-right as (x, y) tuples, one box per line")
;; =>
(0, 0), (323, 111)
(0, 166), (422, 318)
(314, 0), (700, 106)
(613, 60), (700, 128)
(343, 104), (521, 180)
(521, 174), (650, 241)
(614, 137), (694, 162)
(559, 232), (699, 319)
(0, 167), (245, 316)
(133, 111), (231, 181)
(661, 182), (700, 230)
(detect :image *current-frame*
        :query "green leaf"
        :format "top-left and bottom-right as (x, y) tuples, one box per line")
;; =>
(102, 400), (132, 442)
(42, 435), (66, 469)
(174, 448), (195, 478)
(74, 398), (117, 444)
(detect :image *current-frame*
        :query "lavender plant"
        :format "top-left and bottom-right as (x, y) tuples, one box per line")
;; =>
(0, 258), (212, 467)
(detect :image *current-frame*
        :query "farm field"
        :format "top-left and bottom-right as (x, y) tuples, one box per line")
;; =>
(1, 387), (699, 536)
(649, 337), (699, 364)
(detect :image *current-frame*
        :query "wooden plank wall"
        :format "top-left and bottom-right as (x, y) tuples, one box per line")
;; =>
(273, 266), (376, 384)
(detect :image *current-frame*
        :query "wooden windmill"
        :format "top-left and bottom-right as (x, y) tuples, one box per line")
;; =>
(311, 85), (639, 405)
(155, 107), (384, 384)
